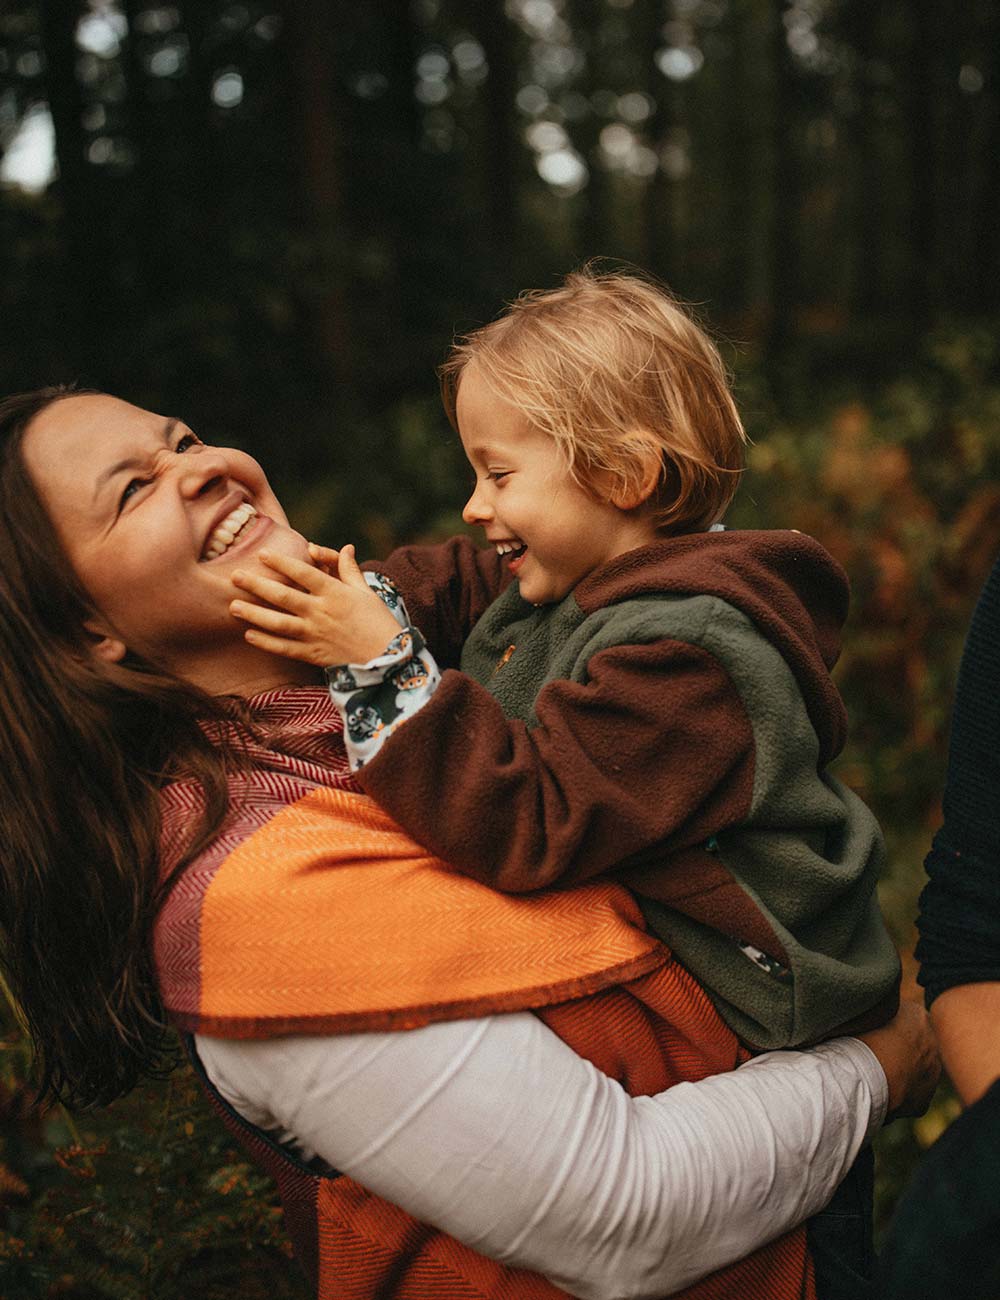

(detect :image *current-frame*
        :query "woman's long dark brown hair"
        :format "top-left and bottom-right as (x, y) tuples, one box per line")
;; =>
(0, 388), (247, 1108)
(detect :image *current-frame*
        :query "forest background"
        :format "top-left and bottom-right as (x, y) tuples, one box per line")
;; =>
(1, 0), (999, 1295)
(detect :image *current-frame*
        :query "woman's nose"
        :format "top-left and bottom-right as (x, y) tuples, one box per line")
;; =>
(462, 481), (492, 525)
(175, 446), (230, 497)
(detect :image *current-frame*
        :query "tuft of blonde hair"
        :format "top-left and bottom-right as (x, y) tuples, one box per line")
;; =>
(440, 266), (747, 534)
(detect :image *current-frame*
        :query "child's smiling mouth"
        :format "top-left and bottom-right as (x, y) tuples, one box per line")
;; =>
(494, 539), (527, 564)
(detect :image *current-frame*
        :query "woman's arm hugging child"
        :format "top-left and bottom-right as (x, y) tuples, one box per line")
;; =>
(230, 265), (900, 1053)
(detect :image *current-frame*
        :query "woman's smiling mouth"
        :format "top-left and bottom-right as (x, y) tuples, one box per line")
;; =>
(201, 502), (259, 561)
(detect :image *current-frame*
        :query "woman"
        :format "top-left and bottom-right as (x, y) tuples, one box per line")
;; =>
(878, 555), (1000, 1299)
(0, 387), (935, 1300)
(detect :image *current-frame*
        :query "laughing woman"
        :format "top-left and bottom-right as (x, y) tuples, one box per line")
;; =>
(0, 388), (936, 1300)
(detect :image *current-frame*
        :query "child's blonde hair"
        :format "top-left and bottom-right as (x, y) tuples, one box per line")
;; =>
(440, 267), (746, 534)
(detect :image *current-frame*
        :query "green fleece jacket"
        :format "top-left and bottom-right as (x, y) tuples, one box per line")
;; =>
(364, 531), (900, 1049)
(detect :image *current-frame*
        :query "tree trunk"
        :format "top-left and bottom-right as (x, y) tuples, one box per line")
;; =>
(566, 0), (610, 263)
(766, 0), (798, 382)
(904, 0), (935, 326)
(38, 0), (98, 378)
(722, 0), (752, 316)
(465, 1), (520, 279)
(838, 0), (881, 322)
(972, 0), (1000, 310)
(281, 0), (353, 390)
(636, 0), (681, 284)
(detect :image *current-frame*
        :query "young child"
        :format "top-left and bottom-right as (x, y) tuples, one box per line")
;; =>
(229, 267), (900, 1051)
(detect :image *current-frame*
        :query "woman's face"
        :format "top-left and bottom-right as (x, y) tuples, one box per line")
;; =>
(22, 394), (312, 686)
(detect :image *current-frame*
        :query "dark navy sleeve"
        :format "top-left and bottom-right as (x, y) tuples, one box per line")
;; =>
(917, 555), (1000, 1005)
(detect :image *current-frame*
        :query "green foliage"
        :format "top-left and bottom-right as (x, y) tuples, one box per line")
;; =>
(735, 324), (1000, 901)
(0, 996), (307, 1300)
(727, 328), (1000, 1238)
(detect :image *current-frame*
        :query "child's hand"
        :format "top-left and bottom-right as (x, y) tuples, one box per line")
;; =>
(230, 544), (403, 667)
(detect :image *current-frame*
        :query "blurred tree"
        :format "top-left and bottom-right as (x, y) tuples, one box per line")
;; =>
(970, 0), (1000, 311)
(902, 0), (935, 327)
(282, 0), (352, 391)
(464, 0), (522, 282)
(38, 0), (98, 379)
(766, 0), (801, 381)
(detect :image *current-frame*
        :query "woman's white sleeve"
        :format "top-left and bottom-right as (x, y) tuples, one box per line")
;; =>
(195, 1014), (886, 1300)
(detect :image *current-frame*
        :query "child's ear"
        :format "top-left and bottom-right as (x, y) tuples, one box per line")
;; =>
(609, 440), (663, 511)
(82, 619), (127, 664)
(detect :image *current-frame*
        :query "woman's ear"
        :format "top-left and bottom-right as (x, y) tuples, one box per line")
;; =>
(609, 440), (663, 512)
(82, 620), (127, 664)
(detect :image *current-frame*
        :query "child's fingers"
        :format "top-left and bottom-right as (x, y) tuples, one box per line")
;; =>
(231, 569), (312, 614)
(308, 542), (340, 574)
(336, 543), (370, 591)
(230, 600), (305, 639)
(256, 550), (333, 596)
(242, 627), (318, 663)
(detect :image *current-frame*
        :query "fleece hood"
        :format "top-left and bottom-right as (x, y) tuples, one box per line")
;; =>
(572, 529), (850, 763)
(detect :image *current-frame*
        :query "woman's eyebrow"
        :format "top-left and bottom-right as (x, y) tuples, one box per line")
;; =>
(91, 417), (180, 503)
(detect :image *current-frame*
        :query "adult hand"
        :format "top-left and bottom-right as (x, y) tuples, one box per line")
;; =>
(858, 999), (941, 1120)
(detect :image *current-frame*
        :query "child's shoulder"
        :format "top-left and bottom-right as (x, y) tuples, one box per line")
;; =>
(569, 527), (848, 691)
(575, 528), (846, 620)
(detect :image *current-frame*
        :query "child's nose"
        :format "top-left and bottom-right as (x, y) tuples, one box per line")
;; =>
(462, 483), (491, 525)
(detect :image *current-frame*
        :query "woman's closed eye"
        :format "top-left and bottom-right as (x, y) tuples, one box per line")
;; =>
(488, 470), (511, 482)
(118, 433), (202, 509)
(118, 476), (149, 509)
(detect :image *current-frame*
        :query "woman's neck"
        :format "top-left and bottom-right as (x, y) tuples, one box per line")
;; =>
(176, 643), (324, 698)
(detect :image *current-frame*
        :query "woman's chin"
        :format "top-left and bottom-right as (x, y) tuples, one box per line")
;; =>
(222, 516), (310, 571)
(256, 519), (311, 563)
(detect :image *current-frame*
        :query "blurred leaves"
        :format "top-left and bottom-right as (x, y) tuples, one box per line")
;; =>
(0, 994), (306, 1300)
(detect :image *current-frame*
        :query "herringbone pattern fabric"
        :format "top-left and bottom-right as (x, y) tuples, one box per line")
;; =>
(173, 785), (669, 1033)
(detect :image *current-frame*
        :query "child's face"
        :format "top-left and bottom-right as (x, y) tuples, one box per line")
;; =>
(457, 364), (659, 605)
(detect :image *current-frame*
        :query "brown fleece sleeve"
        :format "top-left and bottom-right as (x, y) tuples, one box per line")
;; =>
(356, 638), (756, 892)
(363, 536), (510, 669)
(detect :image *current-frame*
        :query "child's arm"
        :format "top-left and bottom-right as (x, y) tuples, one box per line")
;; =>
(230, 549), (755, 894)
(246, 535), (507, 669)
(363, 535), (511, 668)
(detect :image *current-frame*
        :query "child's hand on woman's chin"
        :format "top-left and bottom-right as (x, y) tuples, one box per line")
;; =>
(227, 543), (402, 668)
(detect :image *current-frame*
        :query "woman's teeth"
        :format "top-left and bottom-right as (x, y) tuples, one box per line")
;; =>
(203, 503), (257, 560)
(495, 540), (526, 558)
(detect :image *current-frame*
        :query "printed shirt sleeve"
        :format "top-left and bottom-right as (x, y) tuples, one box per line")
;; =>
(353, 637), (756, 892)
(363, 535), (510, 668)
(195, 1016), (886, 1300)
(324, 573), (443, 769)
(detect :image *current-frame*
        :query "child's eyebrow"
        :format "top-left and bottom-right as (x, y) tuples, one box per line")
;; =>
(468, 441), (506, 462)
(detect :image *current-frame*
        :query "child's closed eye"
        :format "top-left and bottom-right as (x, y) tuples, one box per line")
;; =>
(488, 470), (512, 482)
